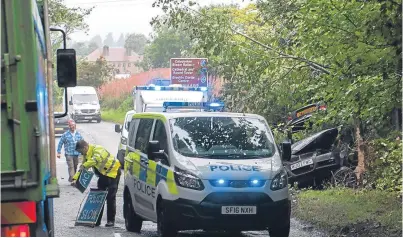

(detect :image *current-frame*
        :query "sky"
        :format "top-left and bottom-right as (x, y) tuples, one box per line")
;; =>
(64, 0), (251, 42)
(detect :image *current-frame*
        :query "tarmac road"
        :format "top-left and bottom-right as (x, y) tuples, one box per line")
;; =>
(54, 121), (325, 237)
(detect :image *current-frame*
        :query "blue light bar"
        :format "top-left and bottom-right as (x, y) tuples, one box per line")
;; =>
(135, 86), (208, 91)
(163, 101), (225, 111)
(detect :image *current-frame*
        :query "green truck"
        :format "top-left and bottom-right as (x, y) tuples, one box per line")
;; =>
(1, 0), (77, 236)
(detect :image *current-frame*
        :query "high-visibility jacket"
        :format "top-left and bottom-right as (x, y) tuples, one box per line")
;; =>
(73, 144), (121, 180)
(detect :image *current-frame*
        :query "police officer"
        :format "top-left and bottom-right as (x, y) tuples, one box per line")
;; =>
(72, 139), (121, 227)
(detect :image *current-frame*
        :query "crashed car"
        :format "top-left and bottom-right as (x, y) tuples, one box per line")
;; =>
(282, 127), (347, 188)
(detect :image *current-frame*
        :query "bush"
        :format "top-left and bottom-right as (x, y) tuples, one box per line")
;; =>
(366, 134), (402, 193)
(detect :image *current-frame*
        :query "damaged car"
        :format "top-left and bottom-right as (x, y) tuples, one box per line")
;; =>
(282, 127), (348, 188)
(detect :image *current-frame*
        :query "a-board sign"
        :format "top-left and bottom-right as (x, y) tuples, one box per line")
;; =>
(75, 168), (94, 193)
(75, 188), (108, 227)
(170, 58), (208, 87)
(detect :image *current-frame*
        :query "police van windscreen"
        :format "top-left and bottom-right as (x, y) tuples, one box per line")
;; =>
(73, 94), (98, 104)
(170, 117), (275, 159)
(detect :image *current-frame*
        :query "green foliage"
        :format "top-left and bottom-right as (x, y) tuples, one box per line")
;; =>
(294, 187), (402, 236)
(77, 57), (114, 88)
(47, 0), (93, 55)
(100, 96), (132, 124)
(70, 41), (98, 57)
(367, 136), (402, 192)
(103, 32), (114, 47)
(101, 110), (126, 125)
(151, 0), (402, 188)
(124, 33), (148, 55)
(139, 26), (192, 70)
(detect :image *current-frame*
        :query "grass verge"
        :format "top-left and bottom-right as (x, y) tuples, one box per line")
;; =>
(293, 187), (402, 236)
(101, 109), (126, 124)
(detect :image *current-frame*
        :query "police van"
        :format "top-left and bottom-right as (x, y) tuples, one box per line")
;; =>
(123, 102), (292, 236)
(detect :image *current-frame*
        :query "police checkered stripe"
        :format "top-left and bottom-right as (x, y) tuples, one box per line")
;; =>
(129, 152), (178, 195)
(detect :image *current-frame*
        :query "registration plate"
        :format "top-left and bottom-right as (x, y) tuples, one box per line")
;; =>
(55, 128), (63, 131)
(221, 206), (256, 215)
(290, 159), (313, 170)
(84, 117), (92, 119)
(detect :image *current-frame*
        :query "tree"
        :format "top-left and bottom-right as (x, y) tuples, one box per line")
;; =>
(47, 0), (93, 53)
(103, 32), (115, 46)
(116, 33), (126, 47)
(151, 0), (402, 181)
(139, 27), (192, 70)
(71, 41), (99, 57)
(90, 34), (103, 47)
(47, 0), (93, 106)
(124, 33), (147, 54)
(77, 57), (114, 88)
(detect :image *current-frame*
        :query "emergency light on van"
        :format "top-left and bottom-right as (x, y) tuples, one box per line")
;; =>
(162, 101), (225, 111)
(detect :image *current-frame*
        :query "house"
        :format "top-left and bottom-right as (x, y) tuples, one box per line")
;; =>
(85, 45), (143, 75)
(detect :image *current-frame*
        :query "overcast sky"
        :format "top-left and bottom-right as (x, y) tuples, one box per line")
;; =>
(64, 0), (250, 42)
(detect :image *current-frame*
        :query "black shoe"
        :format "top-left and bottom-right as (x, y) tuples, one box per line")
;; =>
(105, 221), (114, 227)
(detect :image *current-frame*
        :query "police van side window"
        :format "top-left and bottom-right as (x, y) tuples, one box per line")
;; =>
(134, 118), (154, 154)
(153, 120), (168, 154)
(128, 119), (139, 148)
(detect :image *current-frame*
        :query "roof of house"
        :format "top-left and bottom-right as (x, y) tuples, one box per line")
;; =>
(86, 47), (143, 62)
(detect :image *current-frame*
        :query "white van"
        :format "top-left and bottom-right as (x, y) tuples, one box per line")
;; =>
(115, 110), (135, 168)
(123, 109), (292, 236)
(67, 86), (101, 123)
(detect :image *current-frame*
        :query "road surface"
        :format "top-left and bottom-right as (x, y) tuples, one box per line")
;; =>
(54, 121), (325, 237)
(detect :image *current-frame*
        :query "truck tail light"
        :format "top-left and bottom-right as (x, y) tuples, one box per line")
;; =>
(1, 224), (30, 237)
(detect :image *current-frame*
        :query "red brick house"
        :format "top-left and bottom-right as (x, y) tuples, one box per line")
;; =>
(85, 45), (143, 76)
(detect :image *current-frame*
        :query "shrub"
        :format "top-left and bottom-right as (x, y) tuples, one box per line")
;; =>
(366, 133), (402, 193)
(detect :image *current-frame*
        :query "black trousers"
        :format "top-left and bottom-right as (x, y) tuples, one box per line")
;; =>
(96, 169), (121, 224)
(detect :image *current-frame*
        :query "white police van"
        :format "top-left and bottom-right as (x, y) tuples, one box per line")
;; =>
(123, 101), (292, 236)
(115, 110), (135, 168)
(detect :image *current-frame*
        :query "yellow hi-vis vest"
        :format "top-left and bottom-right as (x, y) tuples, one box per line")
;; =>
(73, 144), (121, 180)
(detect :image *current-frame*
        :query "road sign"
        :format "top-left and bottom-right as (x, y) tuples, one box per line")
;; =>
(75, 188), (108, 227)
(75, 168), (94, 193)
(170, 58), (208, 87)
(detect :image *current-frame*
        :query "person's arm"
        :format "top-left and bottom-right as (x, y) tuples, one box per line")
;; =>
(57, 134), (65, 157)
(72, 153), (99, 180)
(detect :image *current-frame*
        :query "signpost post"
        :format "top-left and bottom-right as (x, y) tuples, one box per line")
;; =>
(170, 58), (208, 87)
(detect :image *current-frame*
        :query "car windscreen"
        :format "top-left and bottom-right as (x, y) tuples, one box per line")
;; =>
(73, 94), (98, 104)
(169, 116), (275, 159)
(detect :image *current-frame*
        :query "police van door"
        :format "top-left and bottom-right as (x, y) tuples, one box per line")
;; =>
(130, 118), (156, 217)
(146, 119), (170, 219)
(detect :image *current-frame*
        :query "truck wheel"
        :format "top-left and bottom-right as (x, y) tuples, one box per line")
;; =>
(268, 222), (290, 237)
(157, 200), (177, 236)
(124, 192), (142, 232)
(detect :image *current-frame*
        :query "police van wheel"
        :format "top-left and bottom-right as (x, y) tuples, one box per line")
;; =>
(157, 201), (177, 236)
(124, 194), (142, 232)
(268, 222), (290, 237)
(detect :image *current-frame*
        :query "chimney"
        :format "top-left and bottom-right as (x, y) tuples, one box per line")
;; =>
(102, 45), (109, 56)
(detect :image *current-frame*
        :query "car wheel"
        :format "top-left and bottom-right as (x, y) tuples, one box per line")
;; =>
(268, 221), (290, 237)
(124, 191), (143, 232)
(157, 200), (177, 236)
